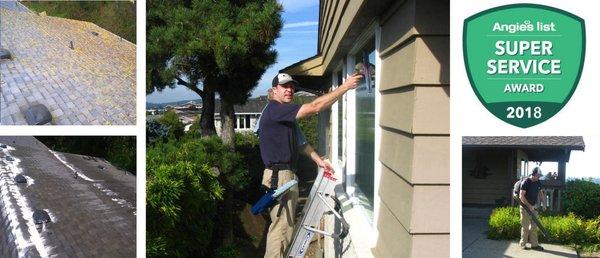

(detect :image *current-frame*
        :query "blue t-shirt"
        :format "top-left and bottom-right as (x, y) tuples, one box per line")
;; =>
(520, 178), (542, 205)
(254, 107), (307, 146)
(258, 101), (301, 166)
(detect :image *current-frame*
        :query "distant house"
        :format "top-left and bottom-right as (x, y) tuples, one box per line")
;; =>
(213, 96), (269, 135)
(463, 136), (585, 211)
(281, 0), (449, 257)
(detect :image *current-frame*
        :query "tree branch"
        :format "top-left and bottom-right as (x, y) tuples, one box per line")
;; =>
(176, 76), (204, 96)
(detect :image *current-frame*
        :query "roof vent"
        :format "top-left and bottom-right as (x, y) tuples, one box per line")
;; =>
(33, 209), (51, 224)
(97, 165), (105, 170)
(5, 156), (14, 161)
(24, 104), (52, 125)
(0, 144), (6, 148)
(91, 31), (99, 36)
(14, 175), (27, 184)
(0, 48), (11, 60)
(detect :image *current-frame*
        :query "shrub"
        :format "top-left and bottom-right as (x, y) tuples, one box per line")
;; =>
(488, 206), (600, 252)
(158, 110), (185, 140)
(542, 213), (588, 244)
(488, 206), (521, 239)
(146, 120), (170, 144)
(146, 139), (224, 257)
(563, 179), (600, 219)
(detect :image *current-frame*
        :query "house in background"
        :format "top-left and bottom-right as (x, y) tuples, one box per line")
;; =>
(214, 96), (269, 135)
(462, 136), (585, 212)
(282, 0), (449, 256)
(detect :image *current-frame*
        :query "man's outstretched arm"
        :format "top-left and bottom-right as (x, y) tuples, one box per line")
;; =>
(296, 74), (362, 119)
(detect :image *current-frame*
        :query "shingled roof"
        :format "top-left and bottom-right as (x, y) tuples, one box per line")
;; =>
(0, 4), (136, 125)
(462, 136), (585, 150)
(0, 136), (135, 257)
(214, 96), (269, 114)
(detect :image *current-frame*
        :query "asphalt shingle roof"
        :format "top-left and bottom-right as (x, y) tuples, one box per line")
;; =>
(462, 136), (585, 150)
(0, 136), (135, 257)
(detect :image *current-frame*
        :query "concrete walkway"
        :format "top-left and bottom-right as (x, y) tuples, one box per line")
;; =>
(463, 217), (578, 257)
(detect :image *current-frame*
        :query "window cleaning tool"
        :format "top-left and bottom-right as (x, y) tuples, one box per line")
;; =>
(286, 168), (349, 258)
(512, 195), (550, 239)
(251, 179), (298, 215)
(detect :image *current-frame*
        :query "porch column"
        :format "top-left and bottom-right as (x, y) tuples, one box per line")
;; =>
(558, 161), (566, 211)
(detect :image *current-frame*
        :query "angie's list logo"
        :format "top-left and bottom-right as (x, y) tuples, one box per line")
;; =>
(463, 4), (585, 128)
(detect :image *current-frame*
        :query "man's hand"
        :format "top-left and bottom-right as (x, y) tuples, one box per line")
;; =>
(317, 159), (334, 173)
(342, 73), (363, 90)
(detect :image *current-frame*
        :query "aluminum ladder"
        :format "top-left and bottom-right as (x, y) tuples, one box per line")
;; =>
(286, 167), (349, 257)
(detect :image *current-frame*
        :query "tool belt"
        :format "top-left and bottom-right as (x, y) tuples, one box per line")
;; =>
(267, 163), (291, 190)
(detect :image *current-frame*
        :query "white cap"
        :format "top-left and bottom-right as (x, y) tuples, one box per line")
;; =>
(272, 73), (299, 87)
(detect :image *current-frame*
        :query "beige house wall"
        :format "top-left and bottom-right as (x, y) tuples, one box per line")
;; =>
(285, 0), (449, 256)
(374, 0), (449, 257)
(462, 149), (512, 205)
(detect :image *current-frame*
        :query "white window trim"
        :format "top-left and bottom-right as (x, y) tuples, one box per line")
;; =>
(338, 20), (381, 253)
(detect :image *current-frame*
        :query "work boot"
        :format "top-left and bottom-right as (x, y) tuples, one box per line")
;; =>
(531, 245), (544, 251)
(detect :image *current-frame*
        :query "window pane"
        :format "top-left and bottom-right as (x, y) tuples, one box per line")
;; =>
(354, 40), (376, 213)
(337, 71), (344, 160)
(245, 115), (251, 129)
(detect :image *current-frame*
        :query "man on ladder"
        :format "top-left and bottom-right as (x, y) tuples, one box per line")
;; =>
(259, 72), (361, 257)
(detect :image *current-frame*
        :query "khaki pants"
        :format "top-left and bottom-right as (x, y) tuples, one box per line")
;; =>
(262, 168), (299, 258)
(519, 206), (539, 247)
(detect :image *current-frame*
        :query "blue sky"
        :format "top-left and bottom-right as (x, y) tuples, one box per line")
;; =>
(146, 0), (319, 103)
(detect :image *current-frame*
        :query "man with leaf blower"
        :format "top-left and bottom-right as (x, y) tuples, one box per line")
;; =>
(514, 167), (547, 251)
(258, 72), (361, 257)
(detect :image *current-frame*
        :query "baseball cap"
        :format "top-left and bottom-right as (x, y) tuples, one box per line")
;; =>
(272, 73), (299, 87)
(531, 167), (542, 176)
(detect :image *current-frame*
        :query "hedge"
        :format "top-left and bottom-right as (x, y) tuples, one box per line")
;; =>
(488, 206), (600, 251)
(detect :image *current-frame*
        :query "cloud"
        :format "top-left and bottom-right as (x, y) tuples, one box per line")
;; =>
(284, 21), (318, 29)
(279, 0), (319, 12)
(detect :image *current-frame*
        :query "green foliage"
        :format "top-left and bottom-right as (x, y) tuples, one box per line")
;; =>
(563, 179), (600, 219)
(293, 96), (318, 147)
(488, 206), (600, 252)
(158, 110), (185, 140)
(146, 136), (252, 257)
(215, 245), (241, 258)
(36, 136), (136, 173)
(146, 120), (170, 144)
(488, 207), (521, 239)
(147, 0), (282, 138)
(186, 115), (202, 138)
(22, 1), (136, 42)
(234, 132), (263, 201)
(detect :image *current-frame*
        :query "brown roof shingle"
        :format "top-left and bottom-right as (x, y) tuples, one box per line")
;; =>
(462, 136), (585, 150)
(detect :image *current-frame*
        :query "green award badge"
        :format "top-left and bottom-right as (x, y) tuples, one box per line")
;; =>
(463, 4), (585, 128)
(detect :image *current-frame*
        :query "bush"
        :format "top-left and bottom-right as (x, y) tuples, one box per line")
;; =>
(146, 138), (224, 257)
(146, 120), (170, 144)
(488, 207), (521, 239)
(563, 179), (600, 219)
(158, 110), (185, 140)
(488, 206), (600, 252)
(147, 135), (253, 257)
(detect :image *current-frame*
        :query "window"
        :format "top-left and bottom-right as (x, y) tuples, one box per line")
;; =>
(336, 70), (344, 160)
(353, 40), (376, 211)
